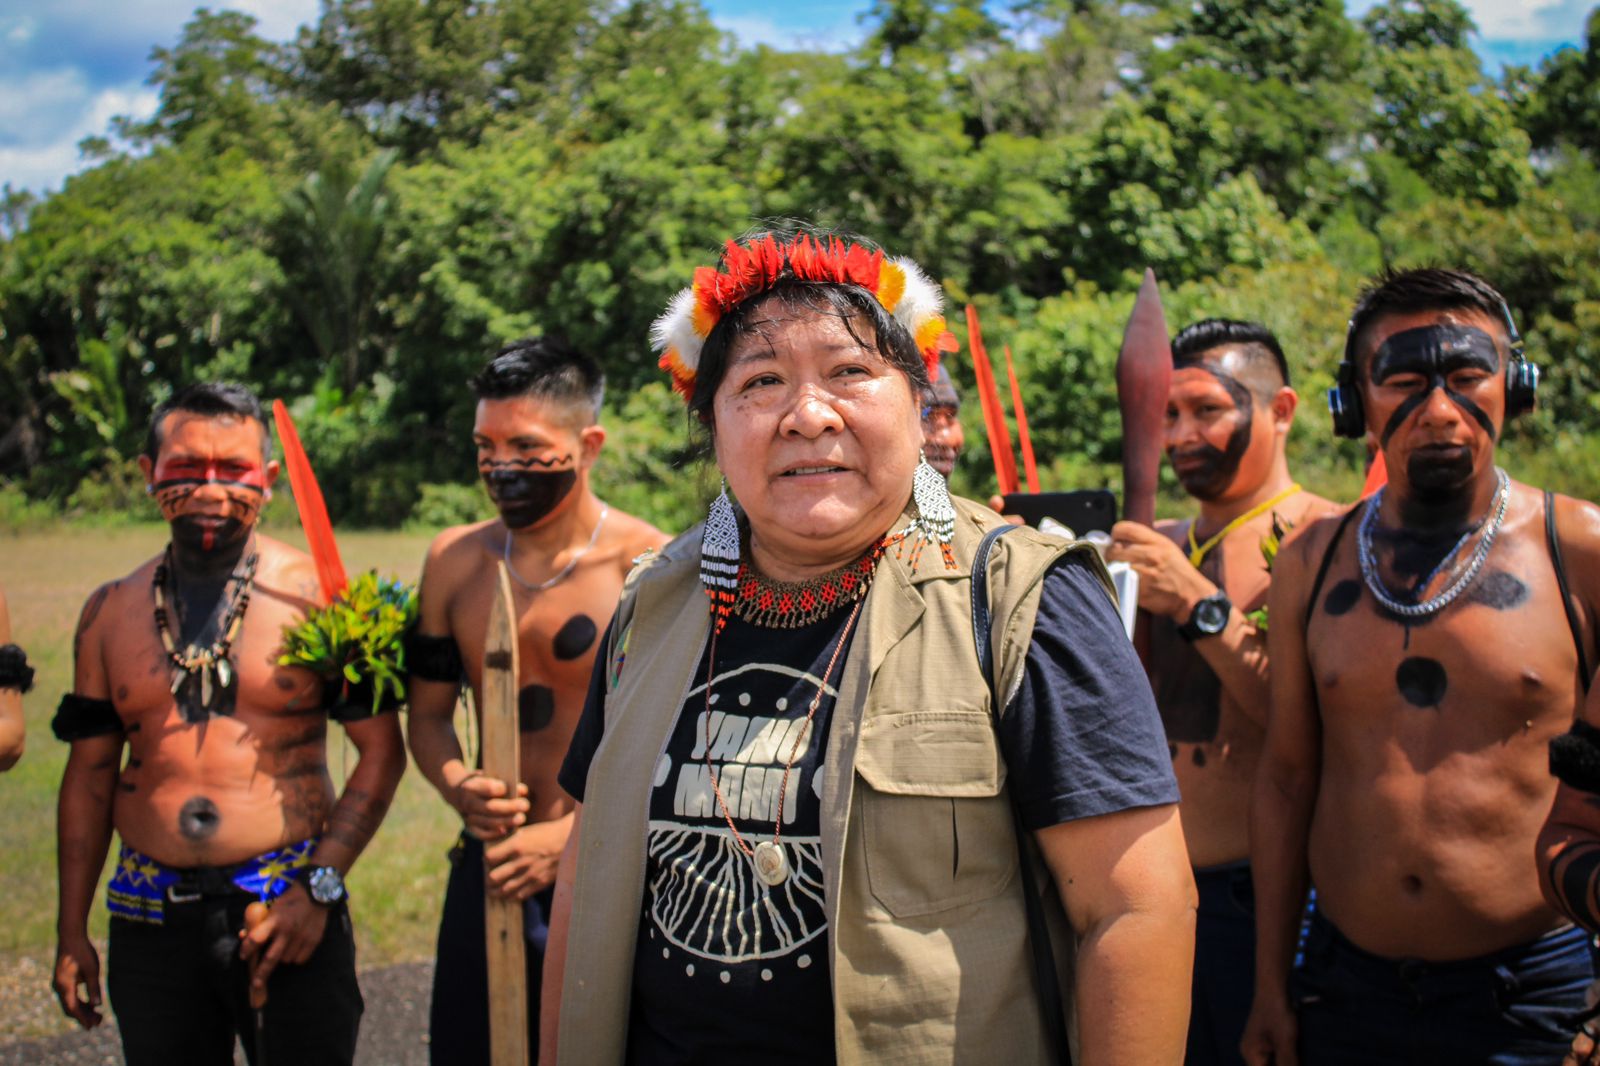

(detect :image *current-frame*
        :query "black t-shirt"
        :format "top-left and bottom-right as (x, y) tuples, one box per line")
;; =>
(559, 551), (1178, 1064)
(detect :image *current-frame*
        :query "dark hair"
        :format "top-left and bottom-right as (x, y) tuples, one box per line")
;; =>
(471, 336), (605, 423)
(686, 228), (934, 435)
(145, 381), (271, 461)
(1347, 267), (1511, 366)
(1172, 318), (1290, 388)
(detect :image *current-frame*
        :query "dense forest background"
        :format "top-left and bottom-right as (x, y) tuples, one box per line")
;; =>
(3, 0), (1599, 535)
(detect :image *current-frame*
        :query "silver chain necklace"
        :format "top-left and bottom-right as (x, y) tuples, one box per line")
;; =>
(503, 505), (609, 592)
(1357, 468), (1509, 619)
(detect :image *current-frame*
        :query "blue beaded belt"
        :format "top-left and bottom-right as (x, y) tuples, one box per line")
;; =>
(106, 837), (317, 925)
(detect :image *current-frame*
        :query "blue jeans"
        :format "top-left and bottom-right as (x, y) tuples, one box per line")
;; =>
(1294, 910), (1597, 1065)
(1188, 861), (1255, 1066)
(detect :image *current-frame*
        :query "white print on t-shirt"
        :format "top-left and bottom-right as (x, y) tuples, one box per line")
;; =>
(645, 663), (836, 966)
(671, 711), (813, 822)
(645, 825), (826, 963)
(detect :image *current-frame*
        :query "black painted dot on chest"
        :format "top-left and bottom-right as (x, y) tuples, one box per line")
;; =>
(519, 685), (555, 733)
(1323, 580), (1361, 616)
(552, 615), (598, 661)
(1396, 657), (1448, 709)
(1466, 570), (1529, 611)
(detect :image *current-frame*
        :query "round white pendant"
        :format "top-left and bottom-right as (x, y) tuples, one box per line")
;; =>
(753, 841), (788, 886)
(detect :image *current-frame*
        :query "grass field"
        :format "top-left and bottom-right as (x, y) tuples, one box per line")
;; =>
(0, 523), (462, 1039)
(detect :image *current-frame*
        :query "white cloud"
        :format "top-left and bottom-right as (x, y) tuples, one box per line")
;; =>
(1465, 0), (1590, 42)
(1347, 0), (1587, 42)
(0, 79), (156, 193)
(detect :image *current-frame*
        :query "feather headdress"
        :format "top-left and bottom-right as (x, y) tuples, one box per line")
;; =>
(651, 233), (955, 399)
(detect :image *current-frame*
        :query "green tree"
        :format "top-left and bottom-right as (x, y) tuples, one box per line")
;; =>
(277, 149), (398, 394)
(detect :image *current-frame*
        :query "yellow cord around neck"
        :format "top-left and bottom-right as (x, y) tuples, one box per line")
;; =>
(1187, 484), (1301, 568)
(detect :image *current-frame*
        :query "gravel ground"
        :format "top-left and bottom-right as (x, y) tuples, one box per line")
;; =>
(0, 960), (433, 1065)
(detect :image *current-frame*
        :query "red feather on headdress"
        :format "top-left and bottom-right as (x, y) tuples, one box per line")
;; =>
(272, 400), (348, 605)
(965, 305), (1019, 496)
(1003, 344), (1041, 494)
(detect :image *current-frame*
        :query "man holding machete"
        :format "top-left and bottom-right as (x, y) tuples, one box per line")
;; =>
(1107, 317), (1334, 1066)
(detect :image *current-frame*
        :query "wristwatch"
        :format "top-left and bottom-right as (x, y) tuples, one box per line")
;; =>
(303, 865), (347, 907)
(1179, 591), (1232, 641)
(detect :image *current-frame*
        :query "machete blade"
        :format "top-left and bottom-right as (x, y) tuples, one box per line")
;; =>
(1116, 269), (1174, 526)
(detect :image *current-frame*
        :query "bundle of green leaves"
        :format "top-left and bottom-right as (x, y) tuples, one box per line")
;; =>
(278, 570), (418, 716)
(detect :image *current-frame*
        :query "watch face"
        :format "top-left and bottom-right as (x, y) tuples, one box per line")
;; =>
(1195, 599), (1228, 634)
(308, 866), (345, 904)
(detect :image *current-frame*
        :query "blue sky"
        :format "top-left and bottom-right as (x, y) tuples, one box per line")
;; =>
(0, 0), (1589, 196)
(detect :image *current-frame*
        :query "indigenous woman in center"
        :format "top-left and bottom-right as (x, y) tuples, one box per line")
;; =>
(541, 227), (1195, 1065)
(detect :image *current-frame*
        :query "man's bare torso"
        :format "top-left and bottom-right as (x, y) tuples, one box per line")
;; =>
(1301, 482), (1594, 959)
(1153, 492), (1332, 867)
(93, 536), (329, 868)
(432, 513), (663, 821)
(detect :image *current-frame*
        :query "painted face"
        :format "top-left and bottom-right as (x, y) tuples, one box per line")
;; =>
(921, 403), (963, 478)
(712, 302), (922, 570)
(1358, 311), (1505, 507)
(144, 413), (273, 554)
(474, 396), (586, 530)
(1164, 356), (1272, 502)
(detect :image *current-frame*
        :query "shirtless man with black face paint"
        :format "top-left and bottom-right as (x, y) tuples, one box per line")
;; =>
(1106, 319), (1334, 1066)
(51, 382), (406, 1065)
(406, 337), (667, 1066)
(1244, 269), (1600, 1066)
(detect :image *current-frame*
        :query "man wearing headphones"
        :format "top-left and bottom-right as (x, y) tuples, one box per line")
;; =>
(1243, 268), (1600, 1064)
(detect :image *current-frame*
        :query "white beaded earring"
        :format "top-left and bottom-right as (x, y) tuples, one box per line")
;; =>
(701, 479), (740, 632)
(911, 450), (956, 568)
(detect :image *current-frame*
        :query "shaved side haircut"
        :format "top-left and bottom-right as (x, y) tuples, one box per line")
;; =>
(1171, 318), (1290, 406)
(472, 336), (606, 427)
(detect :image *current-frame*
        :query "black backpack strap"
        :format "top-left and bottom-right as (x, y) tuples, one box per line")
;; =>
(971, 524), (1072, 1066)
(1546, 490), (1593, 694)
(1303, 505), (1361, 633)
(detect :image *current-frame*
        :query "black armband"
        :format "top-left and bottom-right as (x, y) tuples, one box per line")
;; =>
(1550, 719), (1600, 795)
(52, 694), (122, 742)
(0, 644), (34, 693)
(405, 632), (464, 684)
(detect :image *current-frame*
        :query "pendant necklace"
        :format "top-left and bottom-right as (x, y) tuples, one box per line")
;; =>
(503, 506), (609, 592)
(703, 596), (863, 887)
(1187, 483), (1301, 568)
(152, 542), (259, 716)
(1357, 467), (1509, 619)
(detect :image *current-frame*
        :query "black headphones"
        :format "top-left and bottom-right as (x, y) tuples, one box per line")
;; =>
(1327, 298), (1540, 439)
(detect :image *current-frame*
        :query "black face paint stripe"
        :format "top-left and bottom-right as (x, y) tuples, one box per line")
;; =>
(1377, 387), (1496, 446)
(478, 453), (575, 471)
(1370, 325), (1501, 445)
(153, 477), (265, 494)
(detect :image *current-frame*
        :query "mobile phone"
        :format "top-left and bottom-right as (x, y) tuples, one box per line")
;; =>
(998, 489), (1118, 535)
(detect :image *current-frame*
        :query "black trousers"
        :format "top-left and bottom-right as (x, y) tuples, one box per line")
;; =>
(429, 833), (553, 1066)
(108, 893), (362, 1066)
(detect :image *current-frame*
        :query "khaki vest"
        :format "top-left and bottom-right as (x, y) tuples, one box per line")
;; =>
(558, 497), (1110, 1064)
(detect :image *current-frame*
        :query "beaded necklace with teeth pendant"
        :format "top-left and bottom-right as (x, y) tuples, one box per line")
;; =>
(152, 544), (259, 720)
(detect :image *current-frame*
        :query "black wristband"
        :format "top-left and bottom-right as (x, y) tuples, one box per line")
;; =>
(1552, 720), (1600, 795)
(0, 644), (34, 693)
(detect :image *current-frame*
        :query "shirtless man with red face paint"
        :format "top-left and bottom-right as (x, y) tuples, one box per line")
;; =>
(406, 338), (666, 1066)
(1243, 269), (1600, 1066)
(1106, 319), (1335, 1066)
(51, 382), (406, 1066)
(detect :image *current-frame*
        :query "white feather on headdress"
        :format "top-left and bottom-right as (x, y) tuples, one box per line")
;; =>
(888, 257), (943, 341)
(650, 287), (706, 372)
